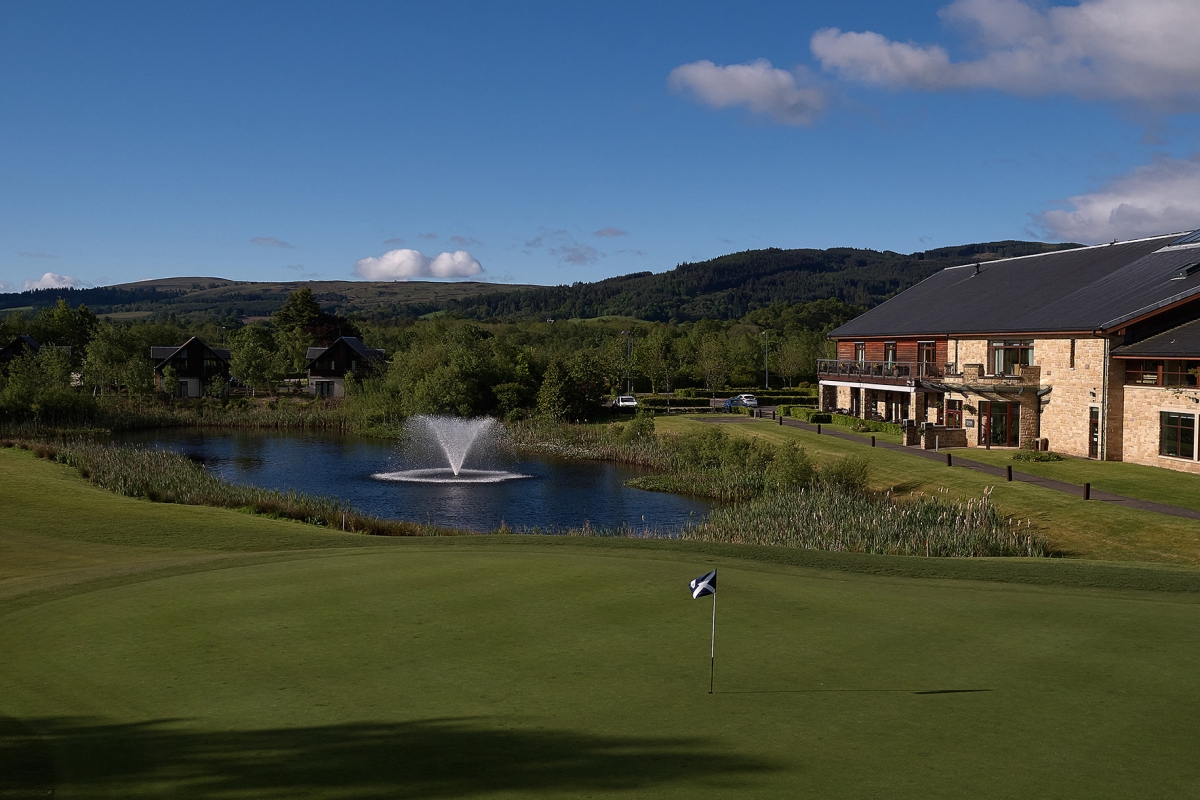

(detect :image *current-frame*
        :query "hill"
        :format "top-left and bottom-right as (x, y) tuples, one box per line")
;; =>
(440, 240), (1081, 322)
(0, 240), (1080, 322)
(0, 278), (534, 319)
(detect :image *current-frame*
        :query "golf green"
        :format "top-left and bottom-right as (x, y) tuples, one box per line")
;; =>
(4, 543), (1199, 798)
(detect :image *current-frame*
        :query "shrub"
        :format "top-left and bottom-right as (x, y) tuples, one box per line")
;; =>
(819, 455), (871, 491)
(1012, 450), (1065, 462)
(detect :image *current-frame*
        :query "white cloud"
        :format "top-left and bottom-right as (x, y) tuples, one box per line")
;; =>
(0, 280), (13, 292)
(251, 236), (294, 248)
(352, 249), (483, 281)
(668, 59), (827, 125)
(1034, 154), (1200, 243)
(23, 272), (82, 291)
(551, 242), (601, 266)
(811, 0), (1200, 106)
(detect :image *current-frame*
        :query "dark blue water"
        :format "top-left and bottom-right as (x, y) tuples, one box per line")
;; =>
(113, 429), (709, 533)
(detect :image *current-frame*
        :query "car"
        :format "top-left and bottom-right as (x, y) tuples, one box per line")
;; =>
(722, 394), (759, 410)
(615, 395), (638, 408)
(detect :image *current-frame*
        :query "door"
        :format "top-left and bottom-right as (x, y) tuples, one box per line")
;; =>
(918, 342), (937, 377)
(980, 401), (1020, 447)
(1088, 407), (1100, 458)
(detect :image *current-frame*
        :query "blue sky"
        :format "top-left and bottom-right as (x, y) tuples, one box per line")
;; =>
(2, 0), (1199, 292)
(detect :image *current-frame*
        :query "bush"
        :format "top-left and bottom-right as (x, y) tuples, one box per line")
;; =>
(1012, 450), (1065, 462)
(789, 408), (832, 423)
(619, 409), (656, 444)
(830, 413), (903, 436)
(820, 455), (871, 491)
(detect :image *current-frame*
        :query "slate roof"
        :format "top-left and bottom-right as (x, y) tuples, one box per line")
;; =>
(306, 336), (385, 362)
(829, 233), (1200, 338)
(1111, 318), (1200, 358)
(150, 337), (231, 366)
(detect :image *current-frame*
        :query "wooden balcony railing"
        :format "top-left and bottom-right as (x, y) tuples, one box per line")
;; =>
(816, 359), (943, 380)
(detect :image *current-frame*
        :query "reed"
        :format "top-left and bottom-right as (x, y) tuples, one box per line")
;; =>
(686, 484), (1050, 557)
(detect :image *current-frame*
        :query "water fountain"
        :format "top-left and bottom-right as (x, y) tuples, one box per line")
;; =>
(372, 415), (530, 484)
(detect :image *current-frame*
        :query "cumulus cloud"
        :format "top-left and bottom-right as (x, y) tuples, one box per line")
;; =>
(23, 272), (82, 291)
(353, 249), (483, 281)
(811, 0), (1200, 106)
(668, 58), (827, 125)
(19, 251), (55, 259)
(0, 280), (14, 292)
(251, 236), (294, 248)
(1035, 154), (1200, 243)
(594, 227), (628, 238)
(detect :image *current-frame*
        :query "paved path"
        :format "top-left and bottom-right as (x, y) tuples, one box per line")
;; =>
(703, 410), (1200, 522)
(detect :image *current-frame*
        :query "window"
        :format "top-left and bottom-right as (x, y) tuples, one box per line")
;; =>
(1160, 412), (1196, 459)
(315, 380), (335, 397)
(1069, 339), (1076, 369)
(854, 342), (865, 363)
(1164, 360), (1199, 388)
(1123, 360), (1200, 387)
(884, 342), (897, 365)
(988, 340), (1033, 376)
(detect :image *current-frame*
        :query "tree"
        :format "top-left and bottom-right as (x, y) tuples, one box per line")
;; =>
(229, 325), (283, 396)
(695, 334), (731, 392)
(635, 328), (672, 395)
(775, 337), (807, 388)
(272, 287), (321, 334)
(82, 323), (154, 396)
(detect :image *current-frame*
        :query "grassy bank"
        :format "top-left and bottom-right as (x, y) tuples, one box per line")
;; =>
(1, 439), (448, 539)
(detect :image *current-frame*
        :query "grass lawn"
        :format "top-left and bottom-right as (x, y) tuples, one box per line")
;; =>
(5, 448), (1200, 798)
(949, 447), (1200, 512)
(657, 416), (1200, 565)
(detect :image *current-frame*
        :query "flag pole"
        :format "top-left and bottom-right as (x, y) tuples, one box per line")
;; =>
(709, 585), (717, 694)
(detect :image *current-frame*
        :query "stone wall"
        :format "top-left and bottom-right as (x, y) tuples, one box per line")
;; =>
(1037, 336), (1108, 458)
(1121, 384), (1200, 475)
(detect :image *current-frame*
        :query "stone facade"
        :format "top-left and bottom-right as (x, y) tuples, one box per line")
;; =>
(1032, 337), (1108, 459)
(1121, 384), (1200, 475)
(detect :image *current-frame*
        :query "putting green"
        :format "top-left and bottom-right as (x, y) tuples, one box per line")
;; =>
(4, 544), (1200, 798)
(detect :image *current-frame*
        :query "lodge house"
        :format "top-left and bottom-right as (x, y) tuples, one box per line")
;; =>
(305, 336), (386, 397)
(819, 231), (1200, 475)
(151, 337), (231, 398)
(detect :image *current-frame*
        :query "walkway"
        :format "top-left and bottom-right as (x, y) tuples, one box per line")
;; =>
(704, 411), (1200, 522)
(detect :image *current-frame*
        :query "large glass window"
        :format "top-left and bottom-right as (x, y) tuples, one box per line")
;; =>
(1160, 412), (1196, 459)
(1164, 361), (1199, 387)
(854, 342), (865, 363)
(988, 340), (1034, 376)
(1123, 360), (1200, 387)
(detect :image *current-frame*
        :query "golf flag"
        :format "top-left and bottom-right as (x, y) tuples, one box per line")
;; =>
(690, 569), (717, 599)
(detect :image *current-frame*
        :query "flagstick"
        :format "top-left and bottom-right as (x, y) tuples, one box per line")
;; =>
(709, 587), (717, 694)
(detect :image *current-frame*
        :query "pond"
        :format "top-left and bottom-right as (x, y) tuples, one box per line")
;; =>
(112, 429), (710, 533)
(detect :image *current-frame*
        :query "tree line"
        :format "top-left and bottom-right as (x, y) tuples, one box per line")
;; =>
(0, 290), (856, 425)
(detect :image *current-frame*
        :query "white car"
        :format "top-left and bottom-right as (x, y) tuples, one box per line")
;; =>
(615, 395), (638, 408)
(734, 393), (759, 408)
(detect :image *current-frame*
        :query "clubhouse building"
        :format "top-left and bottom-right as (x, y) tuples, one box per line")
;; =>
(819, 231), (1200, 474)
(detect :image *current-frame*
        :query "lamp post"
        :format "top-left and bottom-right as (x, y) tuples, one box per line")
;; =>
(761, 330), (770, 390)
(620, 330), (634, 395)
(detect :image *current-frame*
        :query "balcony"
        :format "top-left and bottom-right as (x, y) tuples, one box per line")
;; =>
(817, 359), (943, 384)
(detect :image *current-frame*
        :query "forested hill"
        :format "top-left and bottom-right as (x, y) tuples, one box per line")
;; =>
(0, 240), (1079, 322)
(442, 240), (1081, 322)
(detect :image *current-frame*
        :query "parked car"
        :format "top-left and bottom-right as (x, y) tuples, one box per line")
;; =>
(722, 394), (759, 410)
(615, 395), (638, 408)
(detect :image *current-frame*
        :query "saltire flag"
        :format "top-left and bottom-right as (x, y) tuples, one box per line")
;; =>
(689, 569), (716, 599)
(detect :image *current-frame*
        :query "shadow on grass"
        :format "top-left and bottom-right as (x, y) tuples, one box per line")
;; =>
(1, 714), (776, 798)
